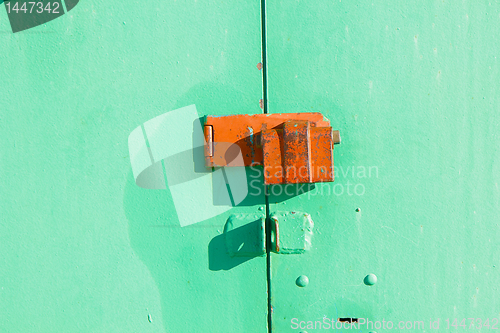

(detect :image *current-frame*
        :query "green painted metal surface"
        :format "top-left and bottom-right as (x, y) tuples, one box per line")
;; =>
(266, 0), (500, 332)
(2, 0), (500, 332)
(0, 1), (268, 332)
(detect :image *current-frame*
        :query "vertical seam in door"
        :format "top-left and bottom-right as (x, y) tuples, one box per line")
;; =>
(260, 0), (272, 332)
(260, 0), (269, 115)
(264, 185), (272, 333)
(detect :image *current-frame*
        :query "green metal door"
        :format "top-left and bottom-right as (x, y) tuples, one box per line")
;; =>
(0, 1), (268, 332)
(3, 0), (500, 332)
(265, 1), (500, 332)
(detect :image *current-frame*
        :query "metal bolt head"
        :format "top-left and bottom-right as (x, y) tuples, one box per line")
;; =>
(296, 275), (309, 287)
(364, 273), (378, 286)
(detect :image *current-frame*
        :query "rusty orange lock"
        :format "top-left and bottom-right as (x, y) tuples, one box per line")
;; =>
(204, 113), (340, 185)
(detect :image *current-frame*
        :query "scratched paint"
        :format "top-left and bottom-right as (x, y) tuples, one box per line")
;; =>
(248, 126), (255, 165)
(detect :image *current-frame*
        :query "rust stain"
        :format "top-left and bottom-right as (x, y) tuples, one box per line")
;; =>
(273, 218), (280, 253)
(262, 129), (283, 184)
(283, 120), (311, 183)
(257, 62), (263, 70)
(259, 99), (264, 109)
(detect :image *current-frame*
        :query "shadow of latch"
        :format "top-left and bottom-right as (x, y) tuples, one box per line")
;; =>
(224, 212), (314, 257)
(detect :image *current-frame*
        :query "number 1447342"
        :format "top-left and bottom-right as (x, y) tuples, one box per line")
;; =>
(5, 2), (60, 14)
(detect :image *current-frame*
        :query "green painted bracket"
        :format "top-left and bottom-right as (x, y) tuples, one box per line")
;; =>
(270, 211), (314, 254)
(224, 214), (266, 257)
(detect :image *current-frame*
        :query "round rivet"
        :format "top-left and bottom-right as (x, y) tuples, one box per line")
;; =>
(364, 274), (377, 286)
(356, 208), (361, 212)
(296, 275), (309, 287)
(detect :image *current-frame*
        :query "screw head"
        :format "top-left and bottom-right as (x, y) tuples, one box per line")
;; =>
(364, 273), (378, 286)
(296, 275), (309, 287)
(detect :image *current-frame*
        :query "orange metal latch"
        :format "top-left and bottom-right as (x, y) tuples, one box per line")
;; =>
(204, 113), (340, 185)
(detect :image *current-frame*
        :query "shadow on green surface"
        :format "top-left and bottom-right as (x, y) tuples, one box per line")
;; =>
(124, 81), (347, 331)
(209, 219), (264, 271)
(124, 82), (269, 331)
